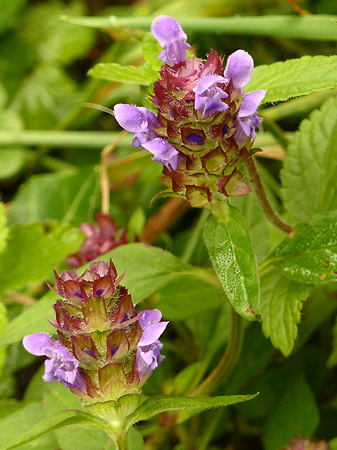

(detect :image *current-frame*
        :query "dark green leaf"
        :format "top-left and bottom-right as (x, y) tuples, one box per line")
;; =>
(88, 63), (157, 86)
(263, 371), (319, 450)
(328, 315), (337, 367)
(281, 96), (337, 221)
(204, 204), (260, 320)
(126, 393), (258, 427)
(0, 202), (8, 253)
(246, 55), (337, 103)
(8, 168), (99, 226)
(264, 212), (337, 284)
(0, 222), (82, 296)
(260, 269), (309, 356)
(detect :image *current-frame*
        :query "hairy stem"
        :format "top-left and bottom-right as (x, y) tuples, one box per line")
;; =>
(246, 157), (293, 234)
(191, 307), (244, 396)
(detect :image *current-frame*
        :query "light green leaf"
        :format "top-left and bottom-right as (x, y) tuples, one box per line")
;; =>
(0, 148), (29, 181)
(0, 302), (7, 375)
(43, 383), (111, 450)
(88, 62), (157, 85)
(4, 409), (106, 450)
(263, 371), (319, 450)
(154, 277), (225, 320)
(264, 211), (337, 284)
(330, 438), (337, 450)
(260, 269), (309, 356)
(281, 96), (337, 221)
(8, 168), (99, 226)
(204, 204), (260, 320)
(0, 291), (56, 348)
(328, 315), (337, 368)
(0, 0), (26, 34)
(246, 55), (337, 104)
(126, 393), (258, 427)
(142, 32), (163, 70)
(127, 427), (144, 450)
(0, 202), (8, 253)
(0, 222), (82, 296)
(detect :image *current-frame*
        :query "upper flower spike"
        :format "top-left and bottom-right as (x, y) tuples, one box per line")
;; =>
(151, 15), (190, 66)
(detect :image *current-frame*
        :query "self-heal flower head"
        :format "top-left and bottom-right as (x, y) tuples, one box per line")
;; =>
(151, 15), (191, 66)
(23, 260), (168, 404)
(23, 333), (82, 388)
(136, 309), (169, 380)
(113, 16), (266, 207)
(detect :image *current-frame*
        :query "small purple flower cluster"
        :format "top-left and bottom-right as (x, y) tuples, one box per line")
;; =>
(113, 15), (266, 207)
(23, 261), (168, 403)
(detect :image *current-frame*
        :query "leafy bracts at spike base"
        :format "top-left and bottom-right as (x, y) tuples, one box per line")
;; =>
(23, 260), (168, 403)
(114, 15), (266, 207)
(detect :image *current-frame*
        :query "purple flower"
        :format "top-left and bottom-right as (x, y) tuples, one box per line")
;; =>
(114, 104), (179, 170)
(23, 333), (82, 388)
(136, 309), (168, 380)
(151, 15), (190, 66)
(234, 90), (267, 145)
(194, 74), (228, 117)
(224, 49), (254, 90)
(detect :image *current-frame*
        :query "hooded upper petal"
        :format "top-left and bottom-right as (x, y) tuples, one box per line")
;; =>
(238, 90), (267, 118)
(142, 138), (180, 170)
(151, 15), (190, 66)
(224, 50), (254, 89)
(23, 333), (56, 356)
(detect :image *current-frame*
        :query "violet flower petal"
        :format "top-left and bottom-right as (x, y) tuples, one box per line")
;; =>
(194, 75), (228, 95)
(114, 104), (158, 133)
(23, 333), (56, 356)
(142, 138), (180, 170)
(224, 50), (254, 90)
(138, 321), (169, 346)
(138, 309), (163, 327)
(194, 75), (228, 117)
(136, 341), (165, 379)
(238, 90), (267, 118)
(151, 15), (190, 65)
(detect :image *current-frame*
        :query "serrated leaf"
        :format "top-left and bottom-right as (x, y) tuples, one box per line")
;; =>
(260, 269), (309, 356)
(126, 393), (258, 427)
(204, 204), (260, 320)
(263, 371), (319, 450)
(88, 62), (157, 85)
(4, 409), (106, 450)
(328, 315), (337, 368)
(8, 168), (99, 226)
(0, 222), (82, 296)
(281, 96), (337, 221)
(246, 55), (337, 103)
(142, 32), (163, 70)
(264, 211), (337, 284)
(0, 202), (8, 253)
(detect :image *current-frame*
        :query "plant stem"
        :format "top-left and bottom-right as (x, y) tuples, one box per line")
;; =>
(191, 307), (244, 396)
(115, 433), (128, 450)
(246, 157), (293, 234)
(181, 209), (209, 263)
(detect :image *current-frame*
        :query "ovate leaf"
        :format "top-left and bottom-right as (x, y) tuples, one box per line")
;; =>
(88, 63), (157, 85)
(0, 222), (82, 295)
(204, 204), (260, 320)
(281, 96), (337, 221)
(246, 55), (337, 103)
(126, 393), (258, 427)
(260, 269), (309, 356)
(264, 211), (337, 284)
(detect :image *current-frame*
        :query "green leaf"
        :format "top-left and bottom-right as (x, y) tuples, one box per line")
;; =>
(260, 269), (309, 356)
(88, 62), (157, 85)
(104, 243), (216, 304)
(0, 291), (56, 348)
(4, 409), (105, 450)
(0, 402), (59, 450)
(61, 15), (337, 41)
(0, 302), (7, 375)
(246, 55), (337, 104)
(0, 222), (82, 296)
(0, 0), (26, 34)
(0, 148), (29, 181)
(43, 383), (111, 450)
(328, 315), (337, 368)
(8, 168), (99, 226)
(264, 211), (337, 284)
(263, 371), (319, 450)
(142, 32), (163, 70)
(127, 427), (144, 450)
(126, 393), (258, 427)
(204, 204), (260, 320)
(154, 277), (225, 320)
(281, 96), (337, 221)
(0, 202), (8, 254)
